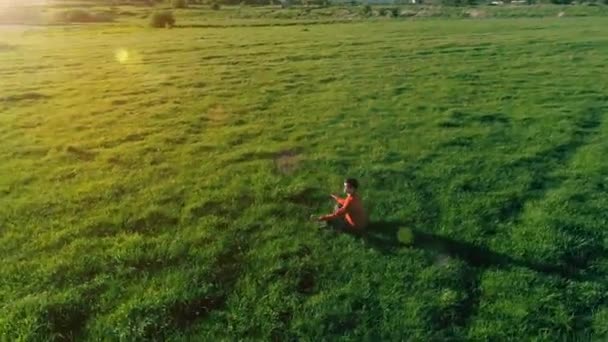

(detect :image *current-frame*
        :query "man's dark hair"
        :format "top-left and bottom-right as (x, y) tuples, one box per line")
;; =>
(345, 178), (359, 189)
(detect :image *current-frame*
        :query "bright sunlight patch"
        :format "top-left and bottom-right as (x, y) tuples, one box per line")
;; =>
(397, 227), (414, 245)
(115, 48), (130, 63)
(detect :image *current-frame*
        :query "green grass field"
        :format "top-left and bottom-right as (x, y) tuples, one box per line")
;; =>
(1, 4), (608, 340)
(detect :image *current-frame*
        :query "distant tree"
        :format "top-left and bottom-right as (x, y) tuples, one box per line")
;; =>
(441, 0), (474, 6)
(360, 4), (372, 15)
(172, 0), (188, 8)
(307, 0), (330, 6)
(150, 11), (175, 27)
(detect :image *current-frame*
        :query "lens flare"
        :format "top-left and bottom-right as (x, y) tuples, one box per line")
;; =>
(397, 227), (414, 245)
(115, 49), (129, 63)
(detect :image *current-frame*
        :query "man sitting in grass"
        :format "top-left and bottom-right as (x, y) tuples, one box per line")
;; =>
(316, 178), (368, 232)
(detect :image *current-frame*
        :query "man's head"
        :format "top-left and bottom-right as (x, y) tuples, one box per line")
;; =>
(344, 178), (359, 194)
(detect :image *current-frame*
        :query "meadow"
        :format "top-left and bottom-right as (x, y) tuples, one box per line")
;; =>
(1, 3), (608, 340)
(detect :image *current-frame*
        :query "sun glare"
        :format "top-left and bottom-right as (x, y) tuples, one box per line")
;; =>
(115, 49), (130, 64)
(0, 0), (48, 7)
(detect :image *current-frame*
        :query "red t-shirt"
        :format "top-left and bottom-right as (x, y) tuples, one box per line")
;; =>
(322, 193), (368, 229)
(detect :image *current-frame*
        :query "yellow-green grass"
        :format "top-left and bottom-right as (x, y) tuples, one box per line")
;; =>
(1, 15), (608, 340)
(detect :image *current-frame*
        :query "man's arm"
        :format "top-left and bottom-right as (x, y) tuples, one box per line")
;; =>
(331, 194), (346, 205)
(320, 196), (352, 221)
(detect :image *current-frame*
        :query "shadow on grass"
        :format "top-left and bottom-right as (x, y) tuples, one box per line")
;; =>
(352, 220), (597, 282)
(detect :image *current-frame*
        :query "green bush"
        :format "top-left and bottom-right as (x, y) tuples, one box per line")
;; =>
(360, 4), (372, 16)
(379, 7), (399, 17)
(441, 0), (476, 6)
(211, 2), (221, 9)
(150, 11), (175, 28)
(172, 0), (188, 8)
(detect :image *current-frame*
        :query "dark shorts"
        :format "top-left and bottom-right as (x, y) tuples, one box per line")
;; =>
(327, 216), (349, 231)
